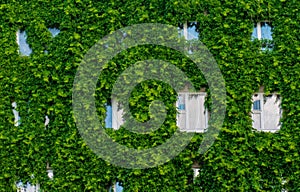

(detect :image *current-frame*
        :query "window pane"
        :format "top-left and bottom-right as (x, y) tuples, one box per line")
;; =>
(17, 30), (32, 56)
(187, 22), (199, 40)
(116, 182), (123, 192)
(105, 105), (112, 128)
(48, 27), (60, 38)
(251, 23), (258, 40)
(12, 102), (21, 126)
(177, 94), (185, 110)
(253, 100), (261, 110)
(261, 22), (272, 40)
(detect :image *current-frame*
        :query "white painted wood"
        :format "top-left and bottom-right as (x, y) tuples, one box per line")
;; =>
(257, 22), (262, 40)
(177, 92), (208, 132)
(252, 93), (281, 132)
(183, 22), (188, 40)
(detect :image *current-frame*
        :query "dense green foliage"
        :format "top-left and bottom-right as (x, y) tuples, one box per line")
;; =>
(0, 0), (299, 191)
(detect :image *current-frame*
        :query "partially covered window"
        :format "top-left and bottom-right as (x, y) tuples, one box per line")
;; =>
(176, 92), (208, 132)
(105, 98), (124, 129)
(178, 21), (199, 40)
(109, 182), (123, 192)
(12, 101), (21, 126)
(16, 181), (40, 192)
(251, 21), (274, 51)
(252, 93), (282, 132)
(48, 27), (60, 38)
(17, 30), (32, 56)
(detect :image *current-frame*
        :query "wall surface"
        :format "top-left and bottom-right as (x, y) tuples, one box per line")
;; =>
(0, 0), (299, 191)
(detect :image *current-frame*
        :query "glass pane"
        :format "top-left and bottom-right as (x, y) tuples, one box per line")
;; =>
(105, 105), (112, 128)
(253, 100), (261, 110)
(187, 22), (199, 40)
(177, 94), (185, 110)
(263, 94), (281, 130)
(261, 22), (272, 40)
(48, 27), (60, 37)
(115, 182), (123, 192)
(251, 23), (258, 40)
(17, 30), (32, 56)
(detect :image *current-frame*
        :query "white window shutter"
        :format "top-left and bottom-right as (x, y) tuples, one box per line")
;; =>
(186, 93), (207, 132)
(252, 93), (281, 132)
(263, 94), (281, 131)
(177, 92), (207, 133)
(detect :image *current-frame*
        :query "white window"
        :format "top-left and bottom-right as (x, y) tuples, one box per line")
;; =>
(251, 21), (273, 50)
(105, 99), (124, 129)
(16, 30), (32, 56)
(176, 92), (208, 132)
(252, 93), (281, 132)
(178, 21), (199, 40)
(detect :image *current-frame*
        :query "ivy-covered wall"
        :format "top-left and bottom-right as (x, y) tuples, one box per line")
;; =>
(0, 0), (299, 191)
